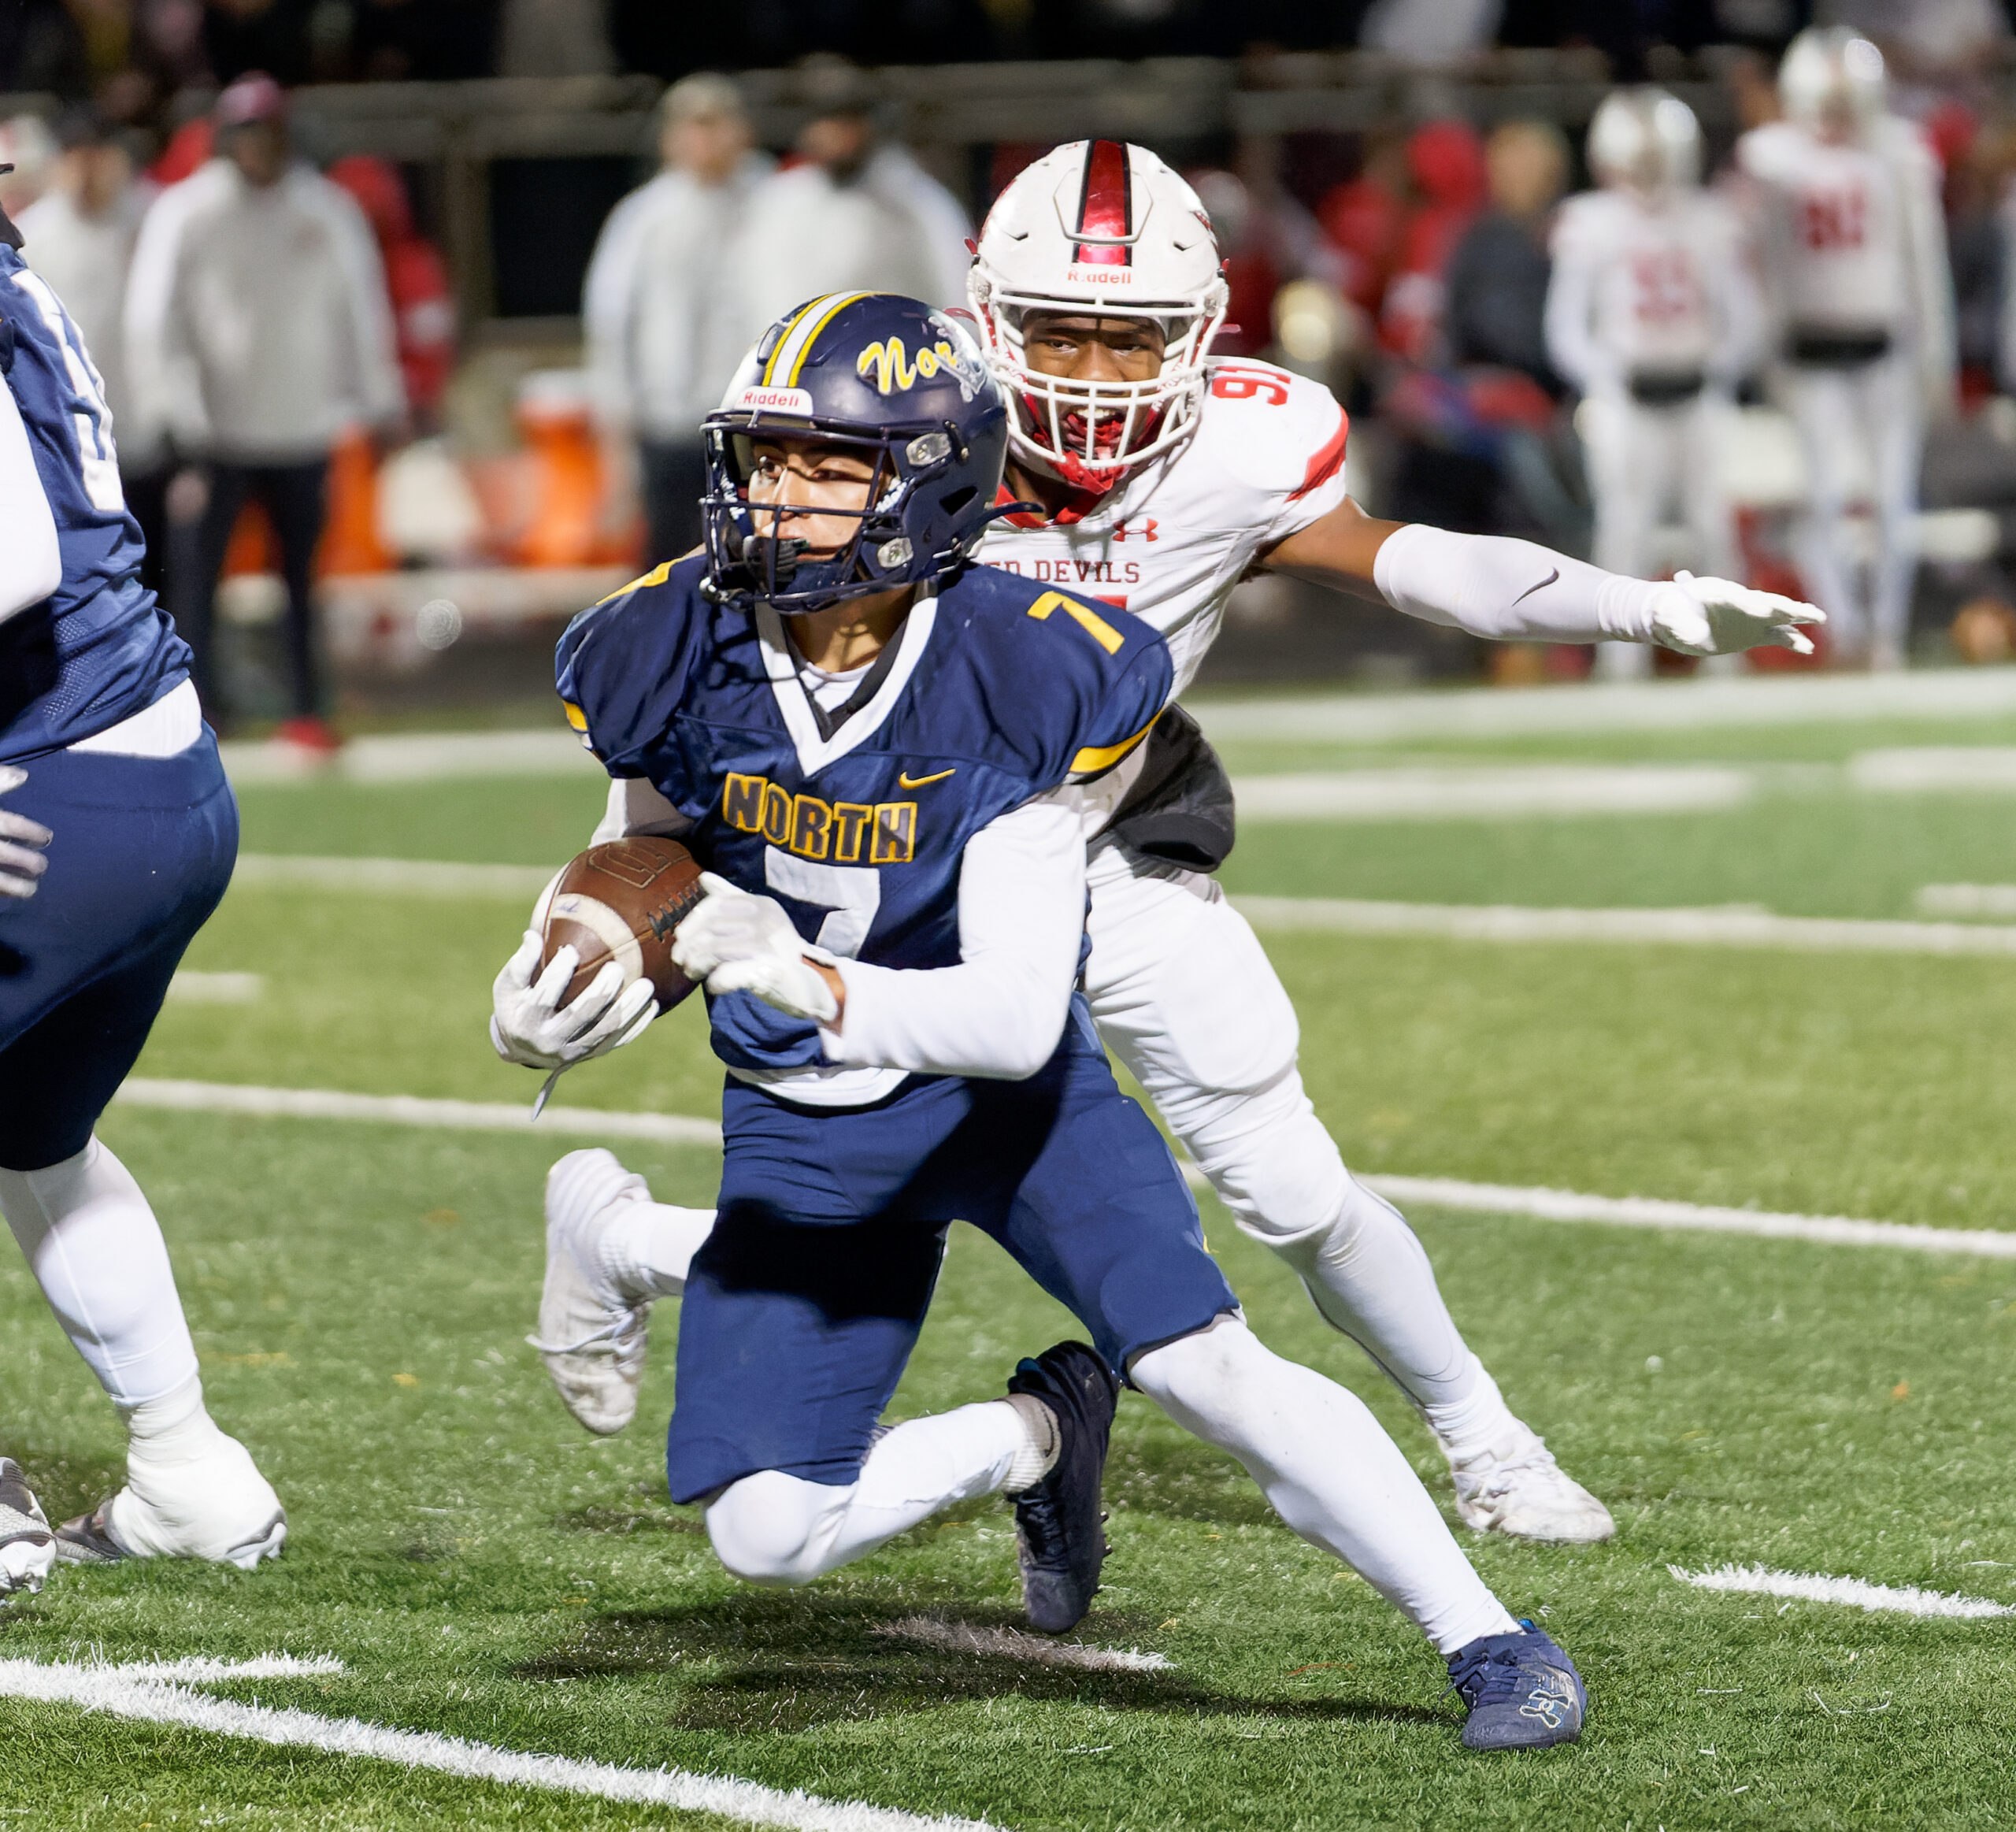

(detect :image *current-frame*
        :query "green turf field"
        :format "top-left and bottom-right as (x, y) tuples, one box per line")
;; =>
(9, 693), (2016, 1829)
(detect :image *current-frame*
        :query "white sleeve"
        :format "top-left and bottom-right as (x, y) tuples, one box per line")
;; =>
(0, 378), (61, 622)
(1892, 131), (1956, 410)
(1541, 211), (1614, 395)
(324, 185), (406, 425)
(590, 775), (691, 844)
(583, 185), (653, 432)
(122, 181), (199, 459)
(1373, 521), (1666, 643)
(1707, 214), (1766, 387)
(819, 792), (1086, 1081)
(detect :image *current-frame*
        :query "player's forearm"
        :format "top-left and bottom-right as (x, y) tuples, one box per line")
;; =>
(1371, 524), (1669, 644)
(0, 384), (61, 622)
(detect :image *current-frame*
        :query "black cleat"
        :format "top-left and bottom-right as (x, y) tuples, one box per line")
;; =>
(1005, 1340), (1119, 1634)
(1444, 1620), (1588, 1751)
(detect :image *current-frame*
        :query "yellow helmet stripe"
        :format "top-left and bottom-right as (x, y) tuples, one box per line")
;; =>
(762, 291), (876, 388)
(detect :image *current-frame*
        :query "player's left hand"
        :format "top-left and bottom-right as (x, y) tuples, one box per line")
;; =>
(672, 872), (839, 1024)
(0, 766), (52, 899)
(1650, 573), (1825, 658)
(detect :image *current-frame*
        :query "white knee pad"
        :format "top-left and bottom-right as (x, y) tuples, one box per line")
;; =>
(704, 1470), (851, 1588)
(1167, 1065), (1352, 1247)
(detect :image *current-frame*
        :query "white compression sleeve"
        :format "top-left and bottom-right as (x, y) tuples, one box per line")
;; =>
(1373, 521), (1667, 646)
(0, 1139), (201, 1406)
(704, 1403), (1028, 1585)
(597, 1199), (715, 1300)
(1130, 1317), (1517, 1655)
(0, 379), (61, 623)
(822, 792), (1086, 1081)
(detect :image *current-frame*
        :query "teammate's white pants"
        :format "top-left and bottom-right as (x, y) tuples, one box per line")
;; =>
(1577, 388), (1737, 681)
(0, 1137), (201, 1406)
(703, 1316), (1515, 1655)
(1082, 844), (1496, 1434)
(1777, 354), (1921, 663)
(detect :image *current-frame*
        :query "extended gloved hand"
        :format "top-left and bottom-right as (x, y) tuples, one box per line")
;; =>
(0, 766), (50, 899)
(1650, 572), (1825, 657)
(490, 929), (656, 1071)
(671, 872), (839, 1024)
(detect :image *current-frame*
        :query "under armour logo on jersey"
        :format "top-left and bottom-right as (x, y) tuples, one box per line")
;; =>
(857, 336), (986, 402)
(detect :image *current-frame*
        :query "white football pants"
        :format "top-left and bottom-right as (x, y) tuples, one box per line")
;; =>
(1577, 389), (1737, 682)
(703, 1315), (1515, 1656)
(1, 1137), (202, 1406)
(1778, 354), (1921, 662)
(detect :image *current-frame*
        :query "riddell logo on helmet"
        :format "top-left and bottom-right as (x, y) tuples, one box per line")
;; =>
(736, 385), (815, 413)
(1066, 266), (1133, 281)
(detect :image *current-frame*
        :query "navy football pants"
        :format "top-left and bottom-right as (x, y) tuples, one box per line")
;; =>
(0, 732), (237, 1170)
(666, 1000), (1240, 1503)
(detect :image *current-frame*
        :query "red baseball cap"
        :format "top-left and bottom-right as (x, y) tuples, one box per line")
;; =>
(215, 72), (287, 130)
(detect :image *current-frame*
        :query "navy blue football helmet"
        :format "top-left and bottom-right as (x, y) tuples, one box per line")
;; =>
(700, 292), (1010, 616)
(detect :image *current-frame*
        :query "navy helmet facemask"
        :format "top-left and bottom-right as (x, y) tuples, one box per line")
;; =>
(700, 292), (1011, 616)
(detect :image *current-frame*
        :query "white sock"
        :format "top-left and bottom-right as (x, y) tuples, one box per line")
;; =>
(1419, 1356), (1522, 1460)
(706, 1401), (1027, 1585)
(121, 1373), (229, 1487)
(1130, 1317), (1518, 1656)
(0, 1138), (201, 1405)
(596, 1201), (717, 1301)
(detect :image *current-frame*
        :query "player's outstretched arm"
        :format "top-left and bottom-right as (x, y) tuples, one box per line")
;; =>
(670, 794), (1088, 1081)
(1264, 499), (1823, 657)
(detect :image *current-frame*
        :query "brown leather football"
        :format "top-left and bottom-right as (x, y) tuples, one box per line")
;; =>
(538, 836), (705, 1011)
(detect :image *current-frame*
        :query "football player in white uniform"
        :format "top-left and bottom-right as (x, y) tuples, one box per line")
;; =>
(1548, 89), (1763, 680)
(521, 141), (1819, 1546)
(1737, 28), (1955, 670)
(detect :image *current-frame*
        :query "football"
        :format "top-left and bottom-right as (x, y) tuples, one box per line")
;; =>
(537, 836), (706, 1011)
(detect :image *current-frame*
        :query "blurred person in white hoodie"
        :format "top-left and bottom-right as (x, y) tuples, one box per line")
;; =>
(582, 74), (770, 566)
(17, 110), (166, 599)
(125, 72), (404, 746)
(731, 58), (972, 346)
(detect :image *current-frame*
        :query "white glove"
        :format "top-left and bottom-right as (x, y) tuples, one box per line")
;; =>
(0, 766), (51, 899)
(1650, 572), (1825, 658)
(671, 871), (839, 1024)
(489, 929), (656, 1072)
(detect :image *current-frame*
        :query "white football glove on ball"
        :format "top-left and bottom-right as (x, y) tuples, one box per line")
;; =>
(490, 929), (657, 1072)
(671, 872), (839, 1024)
(1649, 572), (1824, 657)
(0, 766), (51, 899)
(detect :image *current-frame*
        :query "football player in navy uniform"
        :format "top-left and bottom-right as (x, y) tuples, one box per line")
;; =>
(0, 187), (284, 1597)
(491, 293), (1587, 1749)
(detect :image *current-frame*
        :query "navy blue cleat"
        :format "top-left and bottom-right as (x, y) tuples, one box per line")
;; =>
(1005, 1340), (1119, 1634)
(1445, 1621), (1587, 1751)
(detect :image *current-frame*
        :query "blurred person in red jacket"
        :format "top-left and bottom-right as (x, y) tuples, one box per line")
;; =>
(1317, 129), (1410, 317)
(328, 154), (454, 425)
(1378, 120), (1488, 364)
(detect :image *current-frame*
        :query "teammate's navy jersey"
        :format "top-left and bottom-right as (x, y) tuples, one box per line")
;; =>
(557, 556), (1173, 1077)
(0, 247), (187, 761)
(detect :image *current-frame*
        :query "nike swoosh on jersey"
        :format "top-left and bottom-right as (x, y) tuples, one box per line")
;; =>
(898, 768), (957, 788)
(1511, 568), (1560, 606)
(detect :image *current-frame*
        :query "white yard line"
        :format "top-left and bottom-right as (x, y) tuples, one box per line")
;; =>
(1232, 895), (2016, 957)
(1668, 1565), (2014, 1619)
(0, 1656), (993, 1832)
(873, 1617), (1172, 1673)
(1918, 883), (2016, 918)
(232, 854), (555, 898)
(108, 1077), (2016, 1259)
(1229, 766), (1754, 821)
(1191, 669), (2016, 745)
(164, 971), (263, 1004)
(221, 730), (598, 787)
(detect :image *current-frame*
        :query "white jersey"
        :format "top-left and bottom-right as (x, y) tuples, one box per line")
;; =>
(974, 357), (1350, 699)
(1545, 187), (1758, 390)
(1736, 120), (1934, 336)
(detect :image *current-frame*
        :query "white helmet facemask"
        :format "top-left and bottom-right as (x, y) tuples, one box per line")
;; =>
(969, 140), (1229, 495)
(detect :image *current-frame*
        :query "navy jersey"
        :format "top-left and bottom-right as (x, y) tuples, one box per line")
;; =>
(557, 557), (1173, 1081)
(0, 247), (187, 762)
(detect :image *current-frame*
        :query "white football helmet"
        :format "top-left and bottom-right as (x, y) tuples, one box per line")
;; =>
(1780, 26), (1886, 136)
(969, 139), (1228, 493)
(1588, 87), (1701, 194)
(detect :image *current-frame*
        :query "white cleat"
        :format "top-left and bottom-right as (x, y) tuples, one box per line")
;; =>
(56, 1433), (286, 1570)
(1444, 1422), (1614, 1543)
(0, 1459), (55, 1598)
(528, 1148), (654, 1436)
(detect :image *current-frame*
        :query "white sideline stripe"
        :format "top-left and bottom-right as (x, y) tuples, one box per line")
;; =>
(109, 1077), (2016, 1260)
(1669, 1564), (2014, 1619)
(1232, 895), (2016, 958)
(112, 1079), (723, 1149)
(0, 1656), (993, 1832)
(221, 729), (598, 787)
(232, 854), (556, 899)
(1850, 747), (2016, 793)
(165, 971), (263, 1004)
(873, 1616), (1173, 1674)
(1229, 766), (1753, 821)
(1190, 668), (2016, 744)
(1918, 883), (2016, 919)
